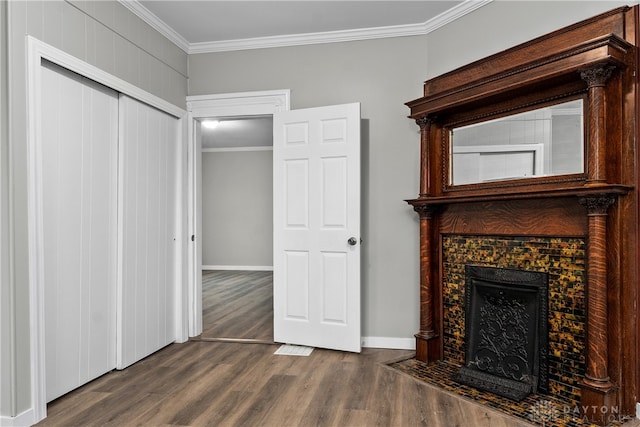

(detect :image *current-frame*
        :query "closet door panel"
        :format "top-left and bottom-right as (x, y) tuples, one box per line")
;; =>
(118, 95), (178, 369)
(41, 61), (118, 402)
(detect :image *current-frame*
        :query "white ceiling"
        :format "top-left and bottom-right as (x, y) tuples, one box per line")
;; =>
(125, 0), (489, 149)
(139, 1), (467, 49)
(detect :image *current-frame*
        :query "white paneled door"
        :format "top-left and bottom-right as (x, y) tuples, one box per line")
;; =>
(117, 95), (179, 369)
(41, 61), (119, 402)
(273, 103), (361, 353)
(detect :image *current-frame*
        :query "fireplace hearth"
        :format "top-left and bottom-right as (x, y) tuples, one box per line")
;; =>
(454, 265), (548, 401)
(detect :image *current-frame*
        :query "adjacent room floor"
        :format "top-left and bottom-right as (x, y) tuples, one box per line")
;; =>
(200, 270), (273, 342)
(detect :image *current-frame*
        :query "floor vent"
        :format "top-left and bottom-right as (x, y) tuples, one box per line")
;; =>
(274, 344), (314, 356)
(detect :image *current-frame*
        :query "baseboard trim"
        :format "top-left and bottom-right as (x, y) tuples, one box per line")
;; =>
(361, 336), (416, 350)
(202, 265), (274, 271)
(0, 408), (36, 426)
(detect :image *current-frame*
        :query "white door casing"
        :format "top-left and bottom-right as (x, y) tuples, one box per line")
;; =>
(273, 103), (361, 353)
(185, 90), (291, 337)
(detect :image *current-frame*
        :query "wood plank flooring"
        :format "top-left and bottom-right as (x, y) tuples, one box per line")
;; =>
(38, 270), (638, 426)
(200, 270), (273, 342)
(36, 341), (536, 427)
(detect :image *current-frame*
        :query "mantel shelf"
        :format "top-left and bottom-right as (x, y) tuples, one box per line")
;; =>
(406, 184), (632, 207)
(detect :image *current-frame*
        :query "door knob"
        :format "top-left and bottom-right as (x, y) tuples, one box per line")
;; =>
(347, 237), (358, 246)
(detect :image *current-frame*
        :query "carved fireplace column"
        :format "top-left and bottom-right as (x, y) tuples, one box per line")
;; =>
(413, 115), (441, 363)
(578, 65), (619, 425)
(416, 116), (434, 196)
(413, 204), (440, 362)
(578, 195), (618, 424)
(581, 65), (615, 185)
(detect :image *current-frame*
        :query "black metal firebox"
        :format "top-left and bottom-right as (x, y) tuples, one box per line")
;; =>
(454, 265), (549, 401)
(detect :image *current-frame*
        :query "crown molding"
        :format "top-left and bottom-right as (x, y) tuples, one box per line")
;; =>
(120, 0), (492, 55)
(118, 0), (190, 52)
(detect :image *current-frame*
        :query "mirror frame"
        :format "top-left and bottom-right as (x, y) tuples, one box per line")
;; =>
(405, 30), (632, 202)
(444, 95), (588, 189)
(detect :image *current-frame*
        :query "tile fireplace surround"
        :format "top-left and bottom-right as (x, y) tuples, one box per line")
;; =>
(443, 235), (585, 404)
(404, 6), (640, 426)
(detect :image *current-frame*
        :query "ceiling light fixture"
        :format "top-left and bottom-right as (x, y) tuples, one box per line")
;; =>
(201, 120), (219, 129)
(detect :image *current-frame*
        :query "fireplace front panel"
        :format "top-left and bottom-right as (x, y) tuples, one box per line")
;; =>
(442, 235), (586, 404)
(456, 265), (549, 400)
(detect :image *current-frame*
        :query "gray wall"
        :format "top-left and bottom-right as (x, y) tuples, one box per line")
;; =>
(189, 36), (428, 340)
(1, 0), (187, 417)
(188, 0), (632, 342)
(202, 150), (273, 268)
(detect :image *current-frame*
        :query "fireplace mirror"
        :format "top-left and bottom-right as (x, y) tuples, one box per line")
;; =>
(449, 99), (584, 186)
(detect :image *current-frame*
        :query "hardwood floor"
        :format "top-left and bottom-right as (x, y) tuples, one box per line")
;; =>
(200, 270), (273, 342)
(36, 341), (536, 427)
(38, 271), (639, 426)
(34, 269), (640, 427)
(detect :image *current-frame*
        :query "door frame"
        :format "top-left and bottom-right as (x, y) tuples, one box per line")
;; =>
(25, 36), (188, 424)
(185, 90), (290, 337)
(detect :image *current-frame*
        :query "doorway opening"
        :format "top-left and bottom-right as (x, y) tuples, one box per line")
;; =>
(185, 90), (291, 342)
(198, 115), (274, 342)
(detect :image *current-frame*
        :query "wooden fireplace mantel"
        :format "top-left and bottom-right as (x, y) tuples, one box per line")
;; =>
(407, 184), (631, 206)
(405, 6), (639, 425)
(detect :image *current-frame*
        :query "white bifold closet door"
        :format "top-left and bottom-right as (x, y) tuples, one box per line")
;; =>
(41, 61), (119, 402)
(117, 95), (179, 369)
(41, 62), (180, 401)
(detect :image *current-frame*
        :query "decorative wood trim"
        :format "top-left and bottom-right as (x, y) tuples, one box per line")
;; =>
(581, 65), (617, 185)
(437, 199), (588, 237)
(416, 116), (434, 196)
(405, 6), (638, 423)
(407, 184), (631, 206)
(408, 34), (632, 117)
(578, 195), (618, 413)
(408, 203), (441, 362)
